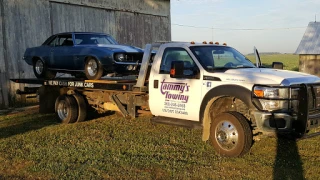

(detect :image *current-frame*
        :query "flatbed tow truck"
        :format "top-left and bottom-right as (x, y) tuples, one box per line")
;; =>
(12, 42), (320, 157)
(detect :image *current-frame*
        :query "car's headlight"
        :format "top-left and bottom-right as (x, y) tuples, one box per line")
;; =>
(253, 86), (289, 111)
(115, 54), (125, 61)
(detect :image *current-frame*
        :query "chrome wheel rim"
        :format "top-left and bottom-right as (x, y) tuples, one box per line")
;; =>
(57, 100), (68, 120)
(35, 60), (44, 75)
(87, 59), (98, 77)
(215, 120), (239, 150)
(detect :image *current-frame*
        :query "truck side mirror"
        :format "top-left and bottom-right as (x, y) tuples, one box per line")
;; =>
(170, 61), (184, 78)
(272, 62), (283, 69)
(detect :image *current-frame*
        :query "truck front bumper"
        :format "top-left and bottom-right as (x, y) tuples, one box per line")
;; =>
(253, 111), (295, 133)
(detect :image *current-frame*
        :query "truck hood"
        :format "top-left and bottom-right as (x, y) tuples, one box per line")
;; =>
(213, 68), (320, 85)
(95, 44), (143, 53)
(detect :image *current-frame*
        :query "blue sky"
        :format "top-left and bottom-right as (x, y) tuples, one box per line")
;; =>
(171, 0), (320, 54)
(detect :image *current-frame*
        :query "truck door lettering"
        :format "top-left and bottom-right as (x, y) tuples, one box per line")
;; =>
(160, 79), (190, 103)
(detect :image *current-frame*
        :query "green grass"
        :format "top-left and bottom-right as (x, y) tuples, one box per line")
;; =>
(0, 109), (320, 179)
(246, 54), (299, 71)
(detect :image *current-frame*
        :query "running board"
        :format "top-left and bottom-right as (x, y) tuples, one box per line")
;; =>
(297, 131), (320, 141)
(151, 116), (202, 129)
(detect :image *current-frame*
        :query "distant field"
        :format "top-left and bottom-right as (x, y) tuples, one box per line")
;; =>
(246, 54), (299, 71)
(0, 108), (319, 179)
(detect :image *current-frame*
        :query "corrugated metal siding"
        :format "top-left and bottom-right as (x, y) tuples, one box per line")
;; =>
(50, 2), (117, 37)
(0, 0), (170, 108)
(0, 0), (9, 108)
(295, 22), (320, 54)
(50, 0), (170, 17)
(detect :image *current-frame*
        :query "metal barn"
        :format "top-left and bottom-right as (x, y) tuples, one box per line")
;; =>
(295, 22), (320, 77)
(0, 0), (171, 108)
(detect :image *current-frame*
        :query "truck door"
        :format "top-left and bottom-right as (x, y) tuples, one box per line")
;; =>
(149, 47), (203, 121)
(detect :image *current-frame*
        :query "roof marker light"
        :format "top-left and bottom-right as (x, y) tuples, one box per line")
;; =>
(209, 41), (213, 44)
(215, 42), (219, 45)
(223, 43), (227, 46)
(191, 41), (195, 44)
(203, 41), (207, 44)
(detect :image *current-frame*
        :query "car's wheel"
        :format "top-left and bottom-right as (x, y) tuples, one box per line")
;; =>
(33, 59), (56, 79)
(84, 57), (104, 80)
(210, 111), (252, 157)
(55, 95), (78, 124)
(73, 94), (87, 122)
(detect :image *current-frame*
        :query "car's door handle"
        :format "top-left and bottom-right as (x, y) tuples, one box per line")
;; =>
(154, 80), (159, 89)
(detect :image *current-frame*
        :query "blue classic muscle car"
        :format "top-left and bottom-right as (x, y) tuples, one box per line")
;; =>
(23, 32), (150, 80)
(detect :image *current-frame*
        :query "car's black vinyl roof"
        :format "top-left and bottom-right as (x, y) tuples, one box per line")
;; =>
(54, 32), (111, 36)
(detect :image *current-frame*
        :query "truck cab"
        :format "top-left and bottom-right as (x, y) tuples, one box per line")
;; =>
(148, 42), (320, 156)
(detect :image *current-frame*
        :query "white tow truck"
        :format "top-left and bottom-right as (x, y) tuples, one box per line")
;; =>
(13, 42), (320, 157)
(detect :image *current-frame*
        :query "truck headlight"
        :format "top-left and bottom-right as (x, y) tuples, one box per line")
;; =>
(253, 86), (289, 111)
(115, 54), (125, 61)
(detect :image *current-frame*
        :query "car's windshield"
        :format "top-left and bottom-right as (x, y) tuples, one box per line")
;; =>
(74, 34), (118, 45)
(190, 46), (256, 71)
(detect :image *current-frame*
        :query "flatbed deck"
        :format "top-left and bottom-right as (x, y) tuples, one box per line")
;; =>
(11, 76), (146, 92)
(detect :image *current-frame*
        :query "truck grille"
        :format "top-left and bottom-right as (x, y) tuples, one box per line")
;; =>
(307, 86), (320, 109)
(306, 85), (320, 128)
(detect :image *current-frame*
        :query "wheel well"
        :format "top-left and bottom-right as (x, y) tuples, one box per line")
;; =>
(84, 56), (97, 64)
(209, 96), (251, 122)
(32, 57), (41, 64)
(84, 56), (92, 63)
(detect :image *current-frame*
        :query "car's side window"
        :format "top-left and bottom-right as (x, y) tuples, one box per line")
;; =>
(48, 36), (58, 47)
(56, 35), (73, 47)
(159, 47), (198, 76)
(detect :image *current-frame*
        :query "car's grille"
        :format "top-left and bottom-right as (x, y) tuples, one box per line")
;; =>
(114, 53), (144, 62)
(124, 53), (143, 62)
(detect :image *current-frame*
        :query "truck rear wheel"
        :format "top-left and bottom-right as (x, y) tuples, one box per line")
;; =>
(210, 111), (252, 157)
(73, 94), (87, 122)
(55, 95), (78, 124)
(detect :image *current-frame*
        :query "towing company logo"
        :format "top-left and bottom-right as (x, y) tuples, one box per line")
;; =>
(160, 79), (190, 103)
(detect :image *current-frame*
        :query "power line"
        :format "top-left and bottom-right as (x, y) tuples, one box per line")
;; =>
(172, 23), (307, 31)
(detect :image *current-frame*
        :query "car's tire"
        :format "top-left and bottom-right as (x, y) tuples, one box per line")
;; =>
(33, 58), (56, 79)
(55, 95), (78, 124)
(84, 57), (104, 80)
(210, 111), (252, 157)
(73, 94), (87, 122)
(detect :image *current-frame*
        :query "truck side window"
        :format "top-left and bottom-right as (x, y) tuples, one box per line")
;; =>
(160, 47), (197, 74)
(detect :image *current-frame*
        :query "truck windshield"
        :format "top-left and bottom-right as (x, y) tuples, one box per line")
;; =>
(74, 34), (118, 45)
(190, 46), (256, 71)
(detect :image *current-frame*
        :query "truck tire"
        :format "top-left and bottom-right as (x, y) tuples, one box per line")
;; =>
(55, 95), (78, 124)
(84, 58), (104, 80)
(33, 58), (56, 79)
(73, 94), (87, 122)
(210, 111), (252, 157)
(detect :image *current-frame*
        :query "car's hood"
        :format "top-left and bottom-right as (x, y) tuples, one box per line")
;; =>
(95, 44), (143, 53)
(211, 68), (320, 85)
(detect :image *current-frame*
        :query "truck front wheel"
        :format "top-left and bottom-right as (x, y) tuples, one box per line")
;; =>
(210, 111), (252, 157)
